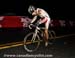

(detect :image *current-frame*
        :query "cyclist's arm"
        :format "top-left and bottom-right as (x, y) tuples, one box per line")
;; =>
(31, 16), (37, 23)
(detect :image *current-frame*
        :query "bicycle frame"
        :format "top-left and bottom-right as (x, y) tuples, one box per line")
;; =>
(31, 25), (45, 41)
(31, 24), (56, 41)
(24, 24), (56, 52)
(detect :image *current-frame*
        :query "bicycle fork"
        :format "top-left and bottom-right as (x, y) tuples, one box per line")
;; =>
(31, 29), (38, 42)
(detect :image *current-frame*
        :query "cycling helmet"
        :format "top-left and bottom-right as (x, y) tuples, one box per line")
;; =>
(28, 5), (36, 14)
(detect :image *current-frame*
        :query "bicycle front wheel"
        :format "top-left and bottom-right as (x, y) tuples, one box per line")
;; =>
(24, 32), (40, 52)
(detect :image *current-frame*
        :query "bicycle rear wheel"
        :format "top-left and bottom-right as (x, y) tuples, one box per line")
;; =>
(48, 30), (56, 44)
(48, 30), (56, 39)
(24, 32), (40, 52)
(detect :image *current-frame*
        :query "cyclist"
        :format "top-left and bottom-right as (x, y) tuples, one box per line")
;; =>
(28, 5), (51, 47)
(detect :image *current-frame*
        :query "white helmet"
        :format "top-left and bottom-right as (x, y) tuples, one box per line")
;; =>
(28, 5), (36, 14)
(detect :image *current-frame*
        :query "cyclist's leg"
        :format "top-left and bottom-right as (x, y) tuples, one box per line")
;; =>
(44, 19), (50, 47)
(44, 29), (48, 47)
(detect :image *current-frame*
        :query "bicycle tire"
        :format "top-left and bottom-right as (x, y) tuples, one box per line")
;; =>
(48, 30), (56, 45)
(24, 32), (40, 52)
(48, 30), (56, 39)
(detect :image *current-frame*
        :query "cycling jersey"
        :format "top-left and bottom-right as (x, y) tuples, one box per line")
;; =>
(31, 8), (51, 29)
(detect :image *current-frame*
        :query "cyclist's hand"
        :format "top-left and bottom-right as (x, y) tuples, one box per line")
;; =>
(29, 24), (33, 29)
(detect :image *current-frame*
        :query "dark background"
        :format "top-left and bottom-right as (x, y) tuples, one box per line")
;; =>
(0, 1), (75, 58)
(0, 0), (75, 20)
(0, 0), (75, 44)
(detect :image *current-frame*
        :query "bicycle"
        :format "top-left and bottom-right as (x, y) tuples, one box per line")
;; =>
(24, 24), (56, 52)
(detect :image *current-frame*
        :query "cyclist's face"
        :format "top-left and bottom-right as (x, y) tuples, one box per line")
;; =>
(32, 10), (38, 16)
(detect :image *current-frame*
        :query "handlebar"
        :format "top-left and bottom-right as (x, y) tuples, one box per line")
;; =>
(29, 24), (45, 30)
